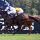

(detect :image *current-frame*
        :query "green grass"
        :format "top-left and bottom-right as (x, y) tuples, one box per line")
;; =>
(0, 34), (40, 40)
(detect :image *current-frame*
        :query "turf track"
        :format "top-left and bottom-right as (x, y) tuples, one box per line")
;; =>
(0, 34), (40, 40)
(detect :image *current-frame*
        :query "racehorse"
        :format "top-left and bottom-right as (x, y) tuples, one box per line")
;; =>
(0, 10), (39, 34)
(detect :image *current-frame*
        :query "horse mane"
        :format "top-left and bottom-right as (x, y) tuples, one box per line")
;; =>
(29, 16), (39, 22)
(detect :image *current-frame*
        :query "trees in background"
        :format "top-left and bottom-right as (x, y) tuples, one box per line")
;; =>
(7, 0), (40, 15)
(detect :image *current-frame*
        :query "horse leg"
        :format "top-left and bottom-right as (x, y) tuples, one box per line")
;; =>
(17, 25), (22, 32)
(11, 26), (16, 34)
(21, 25), (26, 30)
(29, 25), (32, 34)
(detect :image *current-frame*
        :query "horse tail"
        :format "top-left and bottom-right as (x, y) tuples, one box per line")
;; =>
(29, 16), (39, 22)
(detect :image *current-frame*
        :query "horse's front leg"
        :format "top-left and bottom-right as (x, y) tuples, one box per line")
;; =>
(29, 25), (32, 34)
(21, 25), (26, 30)
(17, 25), (22, 32)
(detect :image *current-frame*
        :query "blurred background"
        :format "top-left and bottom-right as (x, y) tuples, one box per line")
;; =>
(6, 0), (40, 16)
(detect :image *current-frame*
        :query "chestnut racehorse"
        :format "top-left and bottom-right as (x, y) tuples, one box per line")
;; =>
(0, 10), (39, 33)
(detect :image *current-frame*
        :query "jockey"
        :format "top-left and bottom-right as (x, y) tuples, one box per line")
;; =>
(15, 7), (24, 15)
